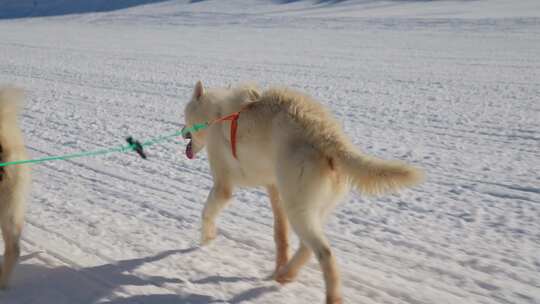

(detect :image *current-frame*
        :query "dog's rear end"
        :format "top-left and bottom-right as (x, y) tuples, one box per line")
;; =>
(0, 87), (30, 288)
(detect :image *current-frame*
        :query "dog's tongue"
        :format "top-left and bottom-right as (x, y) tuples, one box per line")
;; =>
(186, 140), (194, 159)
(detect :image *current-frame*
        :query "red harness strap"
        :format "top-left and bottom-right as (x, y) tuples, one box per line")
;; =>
(212, 111), (241, 159)
(0, 144), (3, 181)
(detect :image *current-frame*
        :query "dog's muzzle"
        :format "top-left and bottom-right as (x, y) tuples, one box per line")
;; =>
(182, 127), (195, 159)
(182, 127), (192, 140)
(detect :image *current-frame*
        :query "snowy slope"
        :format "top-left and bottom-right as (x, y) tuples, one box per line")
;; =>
(0, 1), (539, 303)
(0, 0), (171, 19)
(3, 0), (540, 20)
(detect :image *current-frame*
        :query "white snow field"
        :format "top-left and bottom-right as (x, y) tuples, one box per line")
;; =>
(1, 0), (539, 303)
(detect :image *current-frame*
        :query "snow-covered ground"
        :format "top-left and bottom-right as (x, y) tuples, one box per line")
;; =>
(0, 1), (539, 303)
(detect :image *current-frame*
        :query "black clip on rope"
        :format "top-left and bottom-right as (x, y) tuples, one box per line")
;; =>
(126, 137), (147, 159)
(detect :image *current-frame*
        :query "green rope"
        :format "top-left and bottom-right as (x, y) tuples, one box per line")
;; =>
(0, 122), (209, 168)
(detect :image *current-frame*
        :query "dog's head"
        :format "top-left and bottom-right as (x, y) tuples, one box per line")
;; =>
(183, 81), (212, 159)
(182, 81), (261, 159)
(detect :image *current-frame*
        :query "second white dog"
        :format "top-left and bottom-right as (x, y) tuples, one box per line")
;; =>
(0, 87), (31, 289)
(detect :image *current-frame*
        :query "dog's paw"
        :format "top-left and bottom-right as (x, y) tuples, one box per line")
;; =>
(200, 223), (217, 246)
(274, 274), (295, 285)
(269, 265), (284, 280)
(326, 296), (342, 304)
(200, 234), (216, 246)
(273, 268), (297, 285)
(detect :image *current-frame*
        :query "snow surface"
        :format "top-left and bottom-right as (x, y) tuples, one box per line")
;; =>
(0, 1), (539, 303)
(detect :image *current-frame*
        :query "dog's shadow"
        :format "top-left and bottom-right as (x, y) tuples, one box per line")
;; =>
(2, 248), (215, 304)
(1, 248), (279, 303)
(190, 275), (279, 303)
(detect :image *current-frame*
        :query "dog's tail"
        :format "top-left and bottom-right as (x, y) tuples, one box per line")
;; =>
(260, 87), (423, 196)
(335, 148), (424, 196)
(0, 86), (28, 163)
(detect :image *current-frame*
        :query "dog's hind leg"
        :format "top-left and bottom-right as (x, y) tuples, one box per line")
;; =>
(274, 143), (344, 303)
(275, 196), (343, 291)
(201, 182), (233, 245)
(0, 217), (23, 289)
(290, 212), (342, 304)
(267, 185), (290, 276)
(274, 242), (311, 283)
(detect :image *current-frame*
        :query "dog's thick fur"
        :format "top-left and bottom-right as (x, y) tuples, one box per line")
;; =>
(0, 87), (30, 289)
(183, 81), (423, 304)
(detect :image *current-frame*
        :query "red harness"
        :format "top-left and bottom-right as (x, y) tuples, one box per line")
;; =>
(0, 144), (3, 181)
(211, 111), (241, 159)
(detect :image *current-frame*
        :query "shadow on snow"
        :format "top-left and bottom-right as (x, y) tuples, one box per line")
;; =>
(1, 248), (279, 303)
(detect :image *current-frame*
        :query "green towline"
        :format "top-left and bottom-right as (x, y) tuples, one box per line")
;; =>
(0, 122), (209, 168)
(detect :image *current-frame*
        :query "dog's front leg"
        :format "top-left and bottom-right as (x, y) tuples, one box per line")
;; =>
(267, 185), (290, 276)
(201, 183), (233, 245)
(0, 219), (23, 289)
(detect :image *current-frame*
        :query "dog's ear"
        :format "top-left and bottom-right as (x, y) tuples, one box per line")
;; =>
(193, 80), (204, 101)
(245, 87), (261, 101)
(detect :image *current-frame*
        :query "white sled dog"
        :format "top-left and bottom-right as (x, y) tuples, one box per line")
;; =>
(0, 87), (31, 289)
(183, 81), (423, 304)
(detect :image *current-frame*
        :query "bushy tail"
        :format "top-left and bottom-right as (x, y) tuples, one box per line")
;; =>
(259, 87), (424, 195)
(337, 150), (424, 196)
